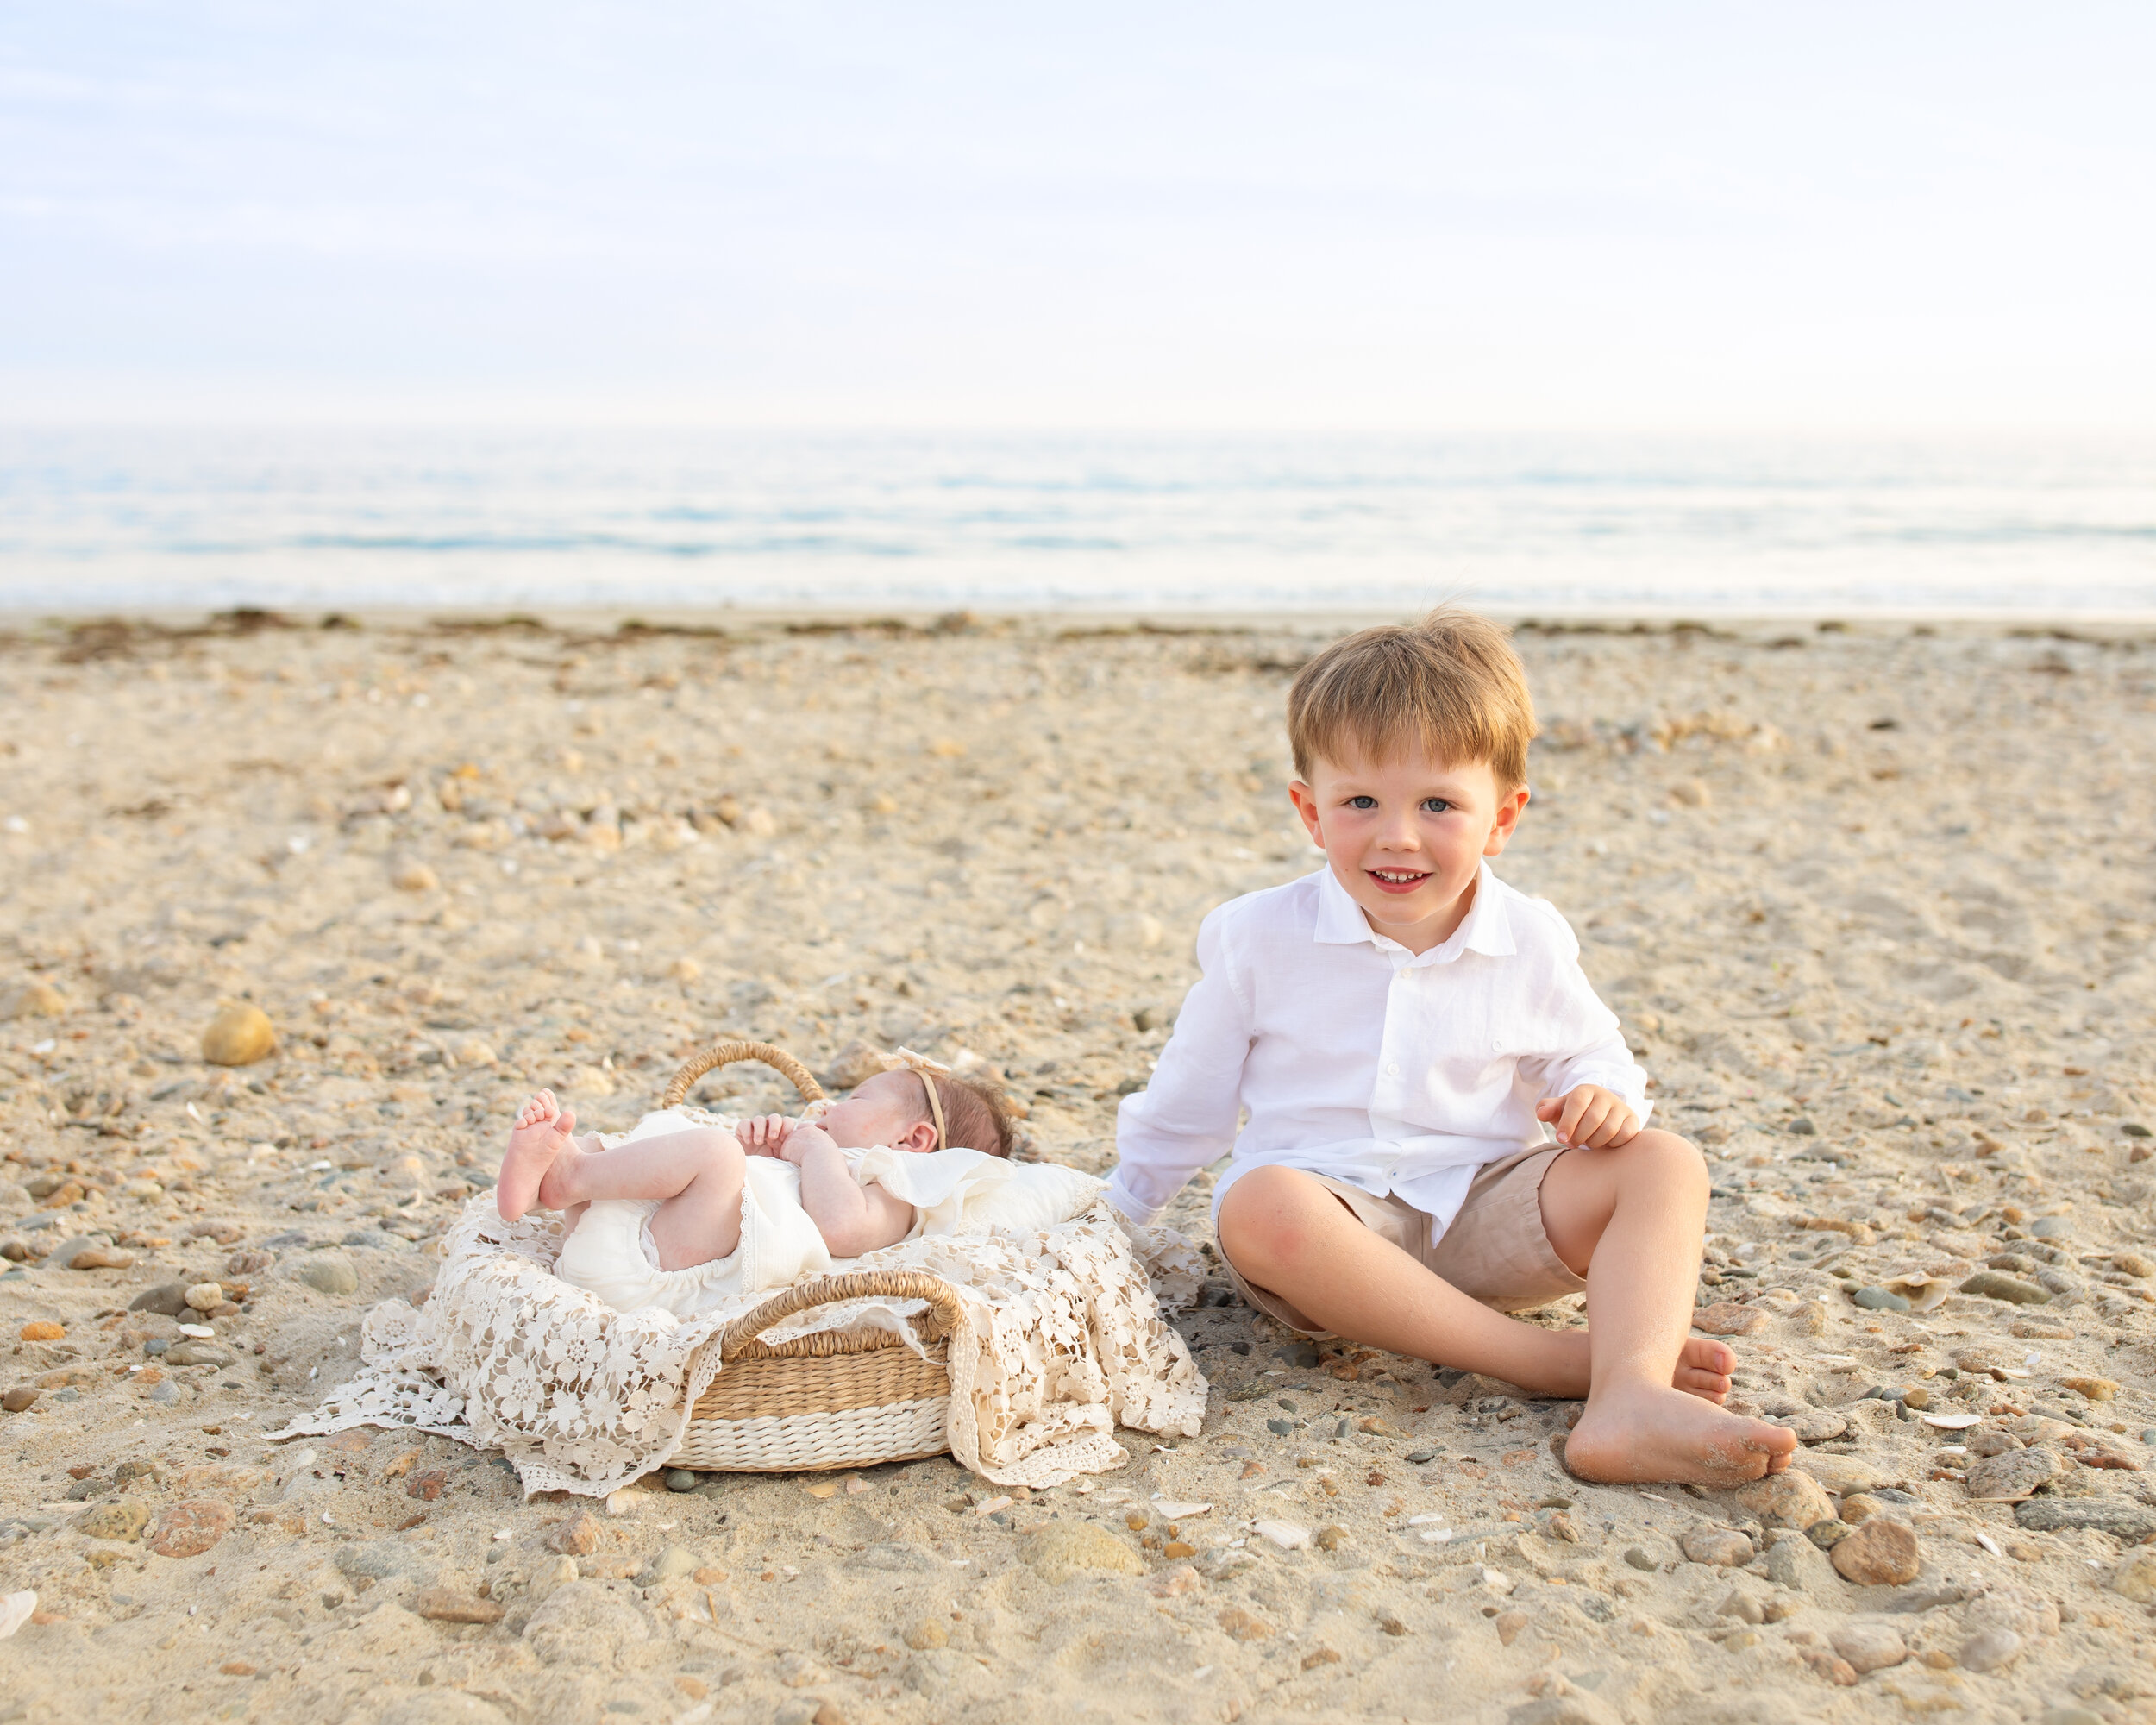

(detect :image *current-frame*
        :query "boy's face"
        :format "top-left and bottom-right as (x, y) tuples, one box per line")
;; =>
(1288, 746), (1530, 954)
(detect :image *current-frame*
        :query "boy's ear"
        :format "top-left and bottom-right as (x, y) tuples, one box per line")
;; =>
(1288, 781), (1326, 848)
(899, 1117), (939, 1153)
(1483, 784), (1532, 856)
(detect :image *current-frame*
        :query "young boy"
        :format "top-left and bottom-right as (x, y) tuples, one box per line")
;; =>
(1106, 610), (1797, 1485)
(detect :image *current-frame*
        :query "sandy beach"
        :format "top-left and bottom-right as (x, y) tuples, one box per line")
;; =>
(0, 609), (2152, 1725)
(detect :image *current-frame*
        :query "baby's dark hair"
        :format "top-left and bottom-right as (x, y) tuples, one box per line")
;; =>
(911, 1070), (1020, 1158)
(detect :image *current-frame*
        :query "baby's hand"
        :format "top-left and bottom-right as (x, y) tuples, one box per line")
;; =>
(735, 1114), (795, 1156)
(1537, 1085), (1640, 1150)
(778, 1123), (836, 1167)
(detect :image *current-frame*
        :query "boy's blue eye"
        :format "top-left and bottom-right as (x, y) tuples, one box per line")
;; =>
(1346, 795), (1377, 810)
(1421, 798), (1451, 813)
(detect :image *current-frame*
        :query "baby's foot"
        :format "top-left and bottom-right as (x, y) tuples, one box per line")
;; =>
(498, 1089), (578, 1220)
(1676, 1336), (1735, 1405)
(1562, 1380), (1799, 1488)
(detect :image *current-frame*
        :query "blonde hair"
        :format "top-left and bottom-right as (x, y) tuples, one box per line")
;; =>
(1286, 608), (1537, 788)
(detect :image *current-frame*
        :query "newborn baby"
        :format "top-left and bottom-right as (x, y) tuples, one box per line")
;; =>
(494, 1061), (1022, 1316)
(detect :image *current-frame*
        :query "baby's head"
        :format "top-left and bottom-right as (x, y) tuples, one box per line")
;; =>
(1285, 607), (1537, 942)
(814, 1067), (1019, 1157)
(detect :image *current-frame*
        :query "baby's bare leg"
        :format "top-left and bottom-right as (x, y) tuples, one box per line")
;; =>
(544, 1126), (748, 1271)
(1539, 1131), (1799, 1486)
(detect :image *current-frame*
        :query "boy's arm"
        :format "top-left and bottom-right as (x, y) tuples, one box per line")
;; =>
(1106, 911), (1253, 1226)
(1514, 925), (1652, 1127)
(787, 1126), (917, 1256)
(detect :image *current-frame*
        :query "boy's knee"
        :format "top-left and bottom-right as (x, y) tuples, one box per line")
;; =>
(693, 1128), (746, 1176)
(1218, 1164), (1334, 1276)
(1626, 1128), (1708, 1192)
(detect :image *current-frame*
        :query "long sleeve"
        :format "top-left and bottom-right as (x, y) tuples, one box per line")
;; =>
(1104, 907), (1255, 1225)
(1511, 918), (1653, 1125)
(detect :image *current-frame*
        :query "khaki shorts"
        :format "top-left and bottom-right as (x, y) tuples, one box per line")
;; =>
(1218, 1143), (1587, 1331)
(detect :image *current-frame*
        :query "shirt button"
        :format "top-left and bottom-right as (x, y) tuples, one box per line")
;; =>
(1386, 1062), (1401, 1076)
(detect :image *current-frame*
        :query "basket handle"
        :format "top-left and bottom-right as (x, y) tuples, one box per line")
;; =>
(718, 1269), (967, 1356)
(662, 1039), (827, 1111)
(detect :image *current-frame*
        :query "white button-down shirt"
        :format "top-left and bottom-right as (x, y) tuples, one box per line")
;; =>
(1106, 862), (1651, 1247)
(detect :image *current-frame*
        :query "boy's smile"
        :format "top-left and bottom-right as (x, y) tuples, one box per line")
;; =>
(1288, 746), (1530, 955)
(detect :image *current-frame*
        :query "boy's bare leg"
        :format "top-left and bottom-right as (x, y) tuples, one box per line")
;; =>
(541, 1126), (749, 1271)
(1539, 1130), (1798, 1485)
(1217, 1166), (1737, 1408)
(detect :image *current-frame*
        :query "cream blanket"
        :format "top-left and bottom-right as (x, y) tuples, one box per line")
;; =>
(277, 1190), (1209, 1496)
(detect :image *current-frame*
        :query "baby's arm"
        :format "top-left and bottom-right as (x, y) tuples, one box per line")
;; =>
(784, 1125), (917, 1257)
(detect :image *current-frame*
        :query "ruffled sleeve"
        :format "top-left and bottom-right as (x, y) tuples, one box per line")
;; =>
(853, 1147), (1104, 1239)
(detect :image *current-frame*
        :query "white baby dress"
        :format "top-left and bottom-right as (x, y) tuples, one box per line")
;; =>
(554, 1107), (1102, 1319)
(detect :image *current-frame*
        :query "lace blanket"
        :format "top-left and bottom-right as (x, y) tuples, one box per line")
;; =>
(277, 1193), (1209, 1496)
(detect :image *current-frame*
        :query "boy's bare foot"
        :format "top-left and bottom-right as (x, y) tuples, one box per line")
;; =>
(498, 1089), (578, 1220)
(1676, 1336), (1735, 1404)
(1562, 1380), (1799, 1487)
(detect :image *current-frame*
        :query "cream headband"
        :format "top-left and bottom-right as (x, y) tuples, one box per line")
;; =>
(889, 1046), (952, 1151)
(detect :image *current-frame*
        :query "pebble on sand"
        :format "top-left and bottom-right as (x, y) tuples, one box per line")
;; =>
(293, 1251), (359, 1296)
(1680, 1527), (1753, 1567)
(146, 1499), (235, 1559)
(1829, 1518), (1921, 1586)
(1691, 1302), (1771, 1337)
(2061, 1377), (2119, 1402)
(201, 1003), (277, 1067)
(1964, 1447), (2062, 1502)
(1958, 1628), (2023, 1672)
(391, 860), (440, 893)
(17, 1322), (62, 1342)
(545, 1510), (605, 1556)
(1019, 1521), (1146, 1582)
(1, 981), (66, 1019)
(184, 1283), (224, 1313)
(1958, 1270), (2050, 1306)
(75, 1500), (150, 1542)
(1829, 1623), (1907, 1673)
(414, 1588), (504, 1624)
(1, 1389), (36, 1413)
(1724, 1470), (1835, 1531)
(2108, 1549), (2156, 1603)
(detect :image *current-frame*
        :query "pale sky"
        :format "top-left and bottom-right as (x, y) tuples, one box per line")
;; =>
(4, 3), (2153, 430)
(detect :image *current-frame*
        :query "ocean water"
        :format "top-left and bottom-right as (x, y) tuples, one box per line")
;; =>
(2, 429), (2152, 618)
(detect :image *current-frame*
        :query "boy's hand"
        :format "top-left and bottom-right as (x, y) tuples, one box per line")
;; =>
(736, 1114), (795, 1156)
(1538, 1086), (1641, 1150)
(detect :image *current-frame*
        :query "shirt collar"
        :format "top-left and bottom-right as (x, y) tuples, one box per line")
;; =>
(1313, 861), (1517, 963)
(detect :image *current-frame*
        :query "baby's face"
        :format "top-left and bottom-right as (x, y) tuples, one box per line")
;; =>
(813, 1070), (935, 1151)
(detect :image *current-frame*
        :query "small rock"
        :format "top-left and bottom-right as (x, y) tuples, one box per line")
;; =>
(527, 1555), (578, 1604)
(415, 1588), (504, 1624)
(2062, 1377), (2119, 1402)
(1839, 1493), (1885, 1524)
(1692, 1302), (1771, 1337)
(1019, 1521), (1145, 1582)
(1219, 1605), (1271, 1641)
(1623, 1546), (1659, 1571)
(391, 861), (440, 893)
(294, 1251), (360, 1296)
(146, 1499), (235, 1559)
(1830, 1623), (1907, 1673)
(1724, 1470), (1835, 1530)
(546, 1510), (605, 1556)
(1793, 1454), (1885, 1496)
(1495, 1609), (1530, 1645)
(1830, 1519), (1920, 1586)
(1852, 1285), (1911, 1313)
(2112, 1252), (2153, 1278)
(1957, 1628), (2022, 1672)
(1, 1389), (37, 1414)
(454, 1038), (497, 1068)
(67, 1245), (134, 1270)
(2106, 1549), (2156, 1603)
(1768, 1532), (1840, 1593)
(1313, 1525), (1348, 1552)
(75, 1500), (150, 1542)
(1958, 1271), (2049, 1306)
(201, 1003), (277, 1067)
(184, 1283), (224, 1313)
(638, 1545), (699, 1584)
(1805, 1519), (1852, 1547)
(1148, 1565), (1201, 1598)
(903, 1617), (948, 1650)
(2015, 1498), (2156, 1541)
(17, 1322), (62, 1343)
(664, 1469), (699, 1492)
(521, 1580), (650, 1665)
(1964, 1446), (2062, 1502)
(2, 981), (67, 1019)
(1681, 1527), (1753, 1567)
(1770, 1407), (1848, 1443)
(164, 1343), (234, 1368)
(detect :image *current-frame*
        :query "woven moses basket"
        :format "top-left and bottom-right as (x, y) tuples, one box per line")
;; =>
(661, 1039), (964, 1473)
